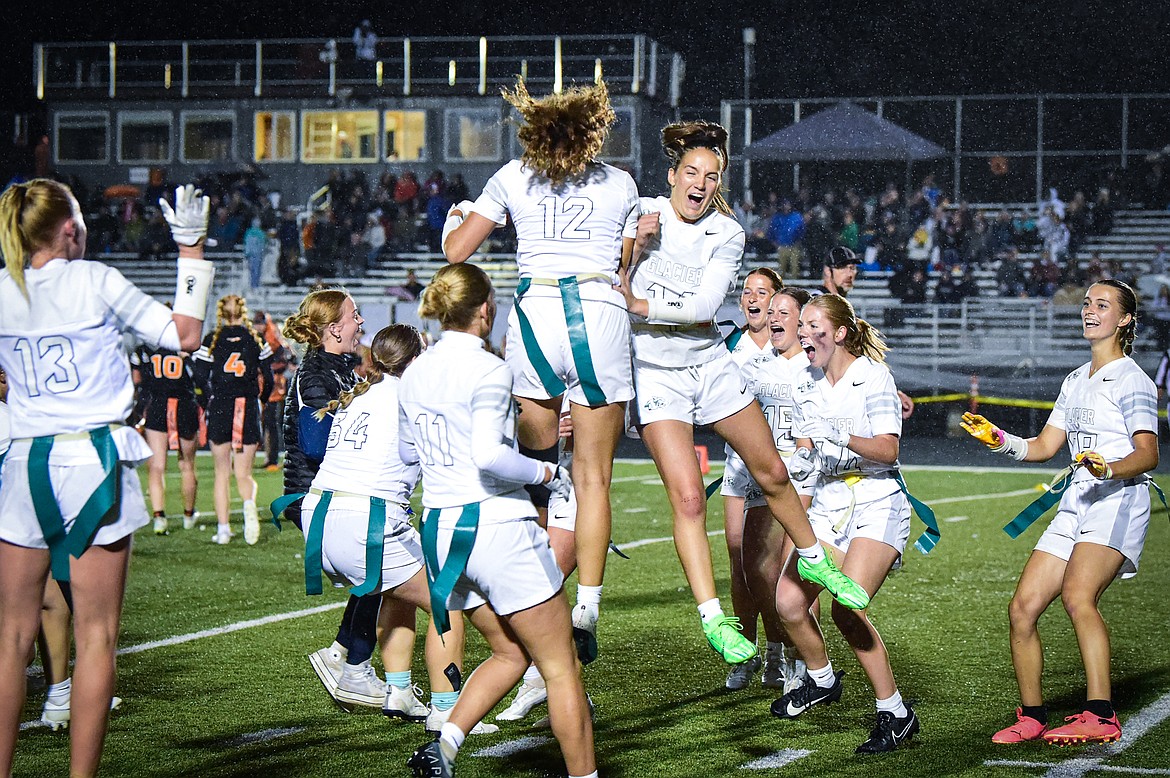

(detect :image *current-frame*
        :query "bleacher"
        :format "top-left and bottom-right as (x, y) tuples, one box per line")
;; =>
(102, 205), (1169, 386)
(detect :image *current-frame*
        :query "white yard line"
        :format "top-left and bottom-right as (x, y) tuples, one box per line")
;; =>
(116, 602), (346, 656)
(472, 736), (553, 757)
(741, 749), (814, 770)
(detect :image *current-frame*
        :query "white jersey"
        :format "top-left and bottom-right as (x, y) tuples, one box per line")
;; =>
(626, 196), (746, 367)
(722, 332), (769, 462)
(1047, 356), (1158, 483)
(0, 402), (10, 461)
(750, 349), (811, 456)
(312, 377), (419, 504)
(473, 159), (638, 303)
(792, 356), (903, 500)
(398, 331), (535, 520)
(0, 259), (178, 439)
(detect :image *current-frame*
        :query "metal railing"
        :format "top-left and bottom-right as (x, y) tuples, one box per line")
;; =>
(721, 93), (1170, 204)
(34, 35), (684, 104)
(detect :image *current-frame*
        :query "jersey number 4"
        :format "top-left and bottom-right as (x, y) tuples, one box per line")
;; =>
(327, 410), (370, 451)
(413, 412), (454, 466)
(223, 352), (247, 377)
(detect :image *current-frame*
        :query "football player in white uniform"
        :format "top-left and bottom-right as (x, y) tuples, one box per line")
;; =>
(301, 324), (489, 731)
(0, 180), (210, 777)
(770, 293), (919, 754)
(442, 79), (638, 663)
(615, 121), (870, 667)
(716, 267), (782, 688)
(731, 286), (818, 693)
(963, 280), (1158, 747)
(401, 264), (594, 778)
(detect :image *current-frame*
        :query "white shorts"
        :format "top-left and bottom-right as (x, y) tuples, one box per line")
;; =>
(431, 514), (564, 616)
(302, 492), (424, 592)
(506, 291), (633, 407)
(1035, 478), (1151, 578)
(632, 351), (753, 427)
(808, 479), (911, 562)
(0, 440), (150, 550)
(720, 448), (755, 499)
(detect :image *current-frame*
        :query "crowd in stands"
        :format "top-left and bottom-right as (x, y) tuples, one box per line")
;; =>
(735, 175), (1121, 310)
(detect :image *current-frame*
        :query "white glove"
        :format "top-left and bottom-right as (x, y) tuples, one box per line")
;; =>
(546, 464), (572, 503)
(801, 416), (851, 448)
(159, 185), (210, 247)
(786, 447), (818, 481)
(441, 200), (477, 254)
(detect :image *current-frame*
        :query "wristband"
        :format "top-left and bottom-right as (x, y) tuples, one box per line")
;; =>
(441, 200), (477, 254)
(990, 430), (1028, 461)
(172, 257), (215, 320)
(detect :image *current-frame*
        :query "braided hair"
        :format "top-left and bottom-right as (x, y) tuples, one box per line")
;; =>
(317, 324), (425, 418)
(208, 294), (265, 354)
(1094, 279), (1139, 356)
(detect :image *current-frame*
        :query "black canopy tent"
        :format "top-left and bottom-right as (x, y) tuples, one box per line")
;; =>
(744, 102), (948, 191)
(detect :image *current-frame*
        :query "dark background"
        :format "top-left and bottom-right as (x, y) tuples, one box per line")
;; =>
(6, 0), (1170, 111)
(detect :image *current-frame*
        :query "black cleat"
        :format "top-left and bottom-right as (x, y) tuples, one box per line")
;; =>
(770, 670), (844, 719)
(407, 739), (453, 777)
(856, 706), (920, 754)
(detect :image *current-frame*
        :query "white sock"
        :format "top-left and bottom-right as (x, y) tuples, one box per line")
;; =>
(522, 664), (546, 688)
(243, 498), (256, 509)
(438, 722), (465, 761)
(807, 661), (836, 688)
(576, 584), (602, 608)
(876, 690), (908, 719)
(570, 772), (600, 778)
(47, 678), (71, 702)
(697, 598), (723, 622)
(795, 543), (826, 564)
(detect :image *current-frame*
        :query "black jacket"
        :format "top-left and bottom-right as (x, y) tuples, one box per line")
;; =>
(282, 349), (361, 516)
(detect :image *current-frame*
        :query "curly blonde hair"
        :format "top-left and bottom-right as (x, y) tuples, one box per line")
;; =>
(661, 121), (734, 217)
(503, 79), (615, 185)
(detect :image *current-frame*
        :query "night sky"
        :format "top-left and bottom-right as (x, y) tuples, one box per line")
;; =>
(6, 0), (1169, 111)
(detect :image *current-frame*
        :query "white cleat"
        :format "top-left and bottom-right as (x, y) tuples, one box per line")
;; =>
(243, 500), (261, 545)
(212, 526), (233, 545)
(40, 695), (123, 731)
(335, 660), (386, 708)
(496, 681), (548, 721)
(384, 683), (429, 722)
(183, 511), (199, 530)
(426, 703), (499, 735)
(153, 516), (169, 535)
(308, 645), (349, 708)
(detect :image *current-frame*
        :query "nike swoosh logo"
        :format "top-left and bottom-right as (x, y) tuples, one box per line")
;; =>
(705, 230), (718, 235)
(1102, 378), (1115, 382)
(1080, 529), (1092, 535)
(552, 514), (568, 521)
(786, 701), (806, 717)
(892, 718), (916, 740)
(853, 381), (865, 386)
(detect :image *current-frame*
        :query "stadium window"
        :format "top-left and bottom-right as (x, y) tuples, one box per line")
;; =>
(254, 111), (296, 162)
(383, 110), (426, 161)
(118, 111), (172, 164)
(444, 108), (500, 162)
(300, 111), (378, 163)
(601, 107), (634, 161)
(181, 111), (235, 164)
(55, 111), (109, 164)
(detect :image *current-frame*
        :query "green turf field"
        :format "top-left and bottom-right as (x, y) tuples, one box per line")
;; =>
(12, 459), (1170, 777)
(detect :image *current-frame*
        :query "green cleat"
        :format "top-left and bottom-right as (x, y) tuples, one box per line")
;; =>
(702, 615), (759, 665)
(797, 556), (871, 610)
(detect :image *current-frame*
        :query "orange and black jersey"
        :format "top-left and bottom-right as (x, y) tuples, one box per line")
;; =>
(130, 346), (198, 402)
(193, 325), (274, 402)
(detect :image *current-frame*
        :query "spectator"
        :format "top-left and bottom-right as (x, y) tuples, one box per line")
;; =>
(996, 248), (1028, 297)
(1028, 250), (1062, 298)
(424, 185), (452, 252)
(837, 209), (860, 252)
(1090, 186), (1114, 235)
(352, 20), (377, 61)
(393, 171), (420, 216)
(207, 205), (243, 249)
(766, 199), (804, 279)
(363, 212), (386, 264)
(962, 212), (992, 268)
(386, 268), (425, 301)
(802, 206), (835, 277)
(244, 217), (268, 290)
(446, 173), (469, 204)
(278, 209), (302, 285)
